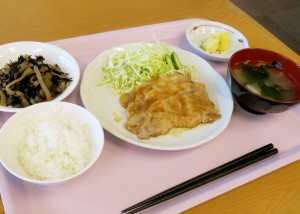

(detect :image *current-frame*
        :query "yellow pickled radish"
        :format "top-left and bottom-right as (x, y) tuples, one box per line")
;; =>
(212, 32), (230, 51)
(201, 37), (219, 54)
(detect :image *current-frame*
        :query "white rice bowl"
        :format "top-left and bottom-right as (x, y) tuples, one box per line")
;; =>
(0, 102), (104, 184)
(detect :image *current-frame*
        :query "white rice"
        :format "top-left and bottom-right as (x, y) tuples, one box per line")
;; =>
(18, 119), (91, 180)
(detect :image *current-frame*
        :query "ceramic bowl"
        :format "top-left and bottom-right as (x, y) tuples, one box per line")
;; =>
(186, 21), (249, 61)
(0, 102), (104, 184)
(0, 41), (80, 112)
(227, 48), (300, 114)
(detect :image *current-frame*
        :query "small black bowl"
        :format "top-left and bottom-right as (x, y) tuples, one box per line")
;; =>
(227, 48), (300, 114)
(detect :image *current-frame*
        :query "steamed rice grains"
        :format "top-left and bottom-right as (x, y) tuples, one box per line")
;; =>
(18, 120), (91, 180)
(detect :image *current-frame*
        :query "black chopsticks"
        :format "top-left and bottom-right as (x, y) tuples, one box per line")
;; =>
(122, 143), (278, 214)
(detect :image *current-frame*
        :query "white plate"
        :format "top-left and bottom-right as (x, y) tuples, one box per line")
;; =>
(186, 21), (249, 61)
(80, 43), (233, 150)
(0, 41), (80, 112)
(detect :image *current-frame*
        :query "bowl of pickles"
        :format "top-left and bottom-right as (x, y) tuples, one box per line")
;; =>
(186, 20), (249, 61)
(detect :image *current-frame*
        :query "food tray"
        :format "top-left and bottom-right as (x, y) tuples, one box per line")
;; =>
(1, 19), (299, 214)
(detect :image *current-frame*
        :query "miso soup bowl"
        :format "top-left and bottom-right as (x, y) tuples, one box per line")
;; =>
(227, 48), (300, 114)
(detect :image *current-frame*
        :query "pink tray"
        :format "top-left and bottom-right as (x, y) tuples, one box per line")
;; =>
(1, 19), (300, 214)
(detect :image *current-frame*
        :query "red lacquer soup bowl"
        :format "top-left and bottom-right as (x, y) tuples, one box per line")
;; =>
(227, 48), (300, 114)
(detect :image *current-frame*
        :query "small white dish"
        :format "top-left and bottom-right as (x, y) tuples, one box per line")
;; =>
(0, 41), (80, 112)
(0, 102), (104, 184)
(186, 21), (249, 62)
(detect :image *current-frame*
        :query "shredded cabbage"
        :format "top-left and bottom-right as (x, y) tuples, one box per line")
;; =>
(98, 43), (189, 94)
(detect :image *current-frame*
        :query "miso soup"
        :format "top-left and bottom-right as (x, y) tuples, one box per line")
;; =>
(232, 60), (299, 102)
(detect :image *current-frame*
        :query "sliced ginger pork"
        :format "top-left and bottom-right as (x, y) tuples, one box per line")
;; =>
(120, 72), (221, 139)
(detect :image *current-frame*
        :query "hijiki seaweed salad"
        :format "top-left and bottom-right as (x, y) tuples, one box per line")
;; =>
(0, 55), (72, 108)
